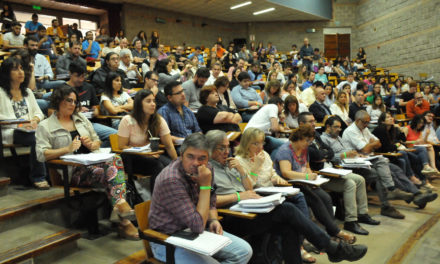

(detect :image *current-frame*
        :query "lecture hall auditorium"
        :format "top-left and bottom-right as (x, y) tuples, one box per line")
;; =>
(0, 0), (439, 263)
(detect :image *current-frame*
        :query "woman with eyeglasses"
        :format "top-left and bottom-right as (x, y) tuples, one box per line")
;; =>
(274, 124), (357, 245)
(0, 57), (47, 189)
(35, 85), (139, 240)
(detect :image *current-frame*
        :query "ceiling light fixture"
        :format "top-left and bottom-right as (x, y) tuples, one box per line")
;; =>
(230, 1), (252, 10)
(253, 7), (275, 15)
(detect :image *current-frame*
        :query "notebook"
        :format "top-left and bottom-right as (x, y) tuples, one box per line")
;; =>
(165, 230), (232, 256)
(288, 175), (330, 186)
(122, 144), (151, 153)
(60, 153), (115, 165)
(255, 186), (300, 196)
(320, 167), (352, 176)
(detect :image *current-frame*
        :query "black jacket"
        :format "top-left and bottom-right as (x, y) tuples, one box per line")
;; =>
(90, 65), (130, 94)
(309, 101), (332, 123)
(309, 131), (335, 171)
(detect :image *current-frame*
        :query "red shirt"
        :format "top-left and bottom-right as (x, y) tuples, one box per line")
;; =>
(406, 99), (430, 118)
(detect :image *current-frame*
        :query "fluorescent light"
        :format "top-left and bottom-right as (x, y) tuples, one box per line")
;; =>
(230, 1), (252, 10)
(253, 7), (275, 15)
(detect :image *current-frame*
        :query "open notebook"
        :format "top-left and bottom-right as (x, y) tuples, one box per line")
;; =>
(165, 230), (232, 256)
(255, 186), (300, 196)
(288, 175), (330, 186)
(60, 153), (115, 165)
(122, 144), (151, 153)
(229, 193), (286, 213)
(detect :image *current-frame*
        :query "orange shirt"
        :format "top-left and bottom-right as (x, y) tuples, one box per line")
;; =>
(212, 46), (226, 58)
(406, 99), (430, 118)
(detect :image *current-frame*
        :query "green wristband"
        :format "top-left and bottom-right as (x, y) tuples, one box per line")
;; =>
(305, 173), (309, 180)
(200, 186), (211, 190)
(236, 192), (241, 202)
(249, 172), (258, 177)
(344, 152), (347, 158)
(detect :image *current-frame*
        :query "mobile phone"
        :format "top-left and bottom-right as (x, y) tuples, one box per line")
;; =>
(172, 230), (199, 240)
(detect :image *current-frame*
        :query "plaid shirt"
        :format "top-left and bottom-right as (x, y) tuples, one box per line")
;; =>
(158, 102), (201, 138)
(149, 159), (216, 234)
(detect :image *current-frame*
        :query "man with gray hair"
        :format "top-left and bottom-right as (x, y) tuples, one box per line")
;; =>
(342, 110), (414, 219)
(206, 130), (368, 263)
(119, 48), (141, 86)
(148, 133), (253, 263)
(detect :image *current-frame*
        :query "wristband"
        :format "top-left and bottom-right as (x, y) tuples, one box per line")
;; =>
(344, 152), (347, 158)
(200, 186), (211, 190)
(305, 173), (309, 180)
(249, 172), (258, 177)
(236, 192), (241, 202)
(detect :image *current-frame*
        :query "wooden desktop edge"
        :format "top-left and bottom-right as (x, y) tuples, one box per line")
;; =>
(217, 208), (257, 220)
(142, 229), (169, 241)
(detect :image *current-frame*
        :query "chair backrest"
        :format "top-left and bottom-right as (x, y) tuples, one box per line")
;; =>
(135, 201), (154, 259)
(239, 123), (247, 133)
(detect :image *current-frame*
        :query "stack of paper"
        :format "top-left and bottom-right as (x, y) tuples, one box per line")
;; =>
(165, 230), (232, 256)
(342, 157), (372, 169)
(255, 186), (300, 196)
(320, 167), (352, 176)
(61, 153), (115, 165)
(230, 193), (286, 213)
(288, 175), (330, 186)
(122, 144), (151, 153)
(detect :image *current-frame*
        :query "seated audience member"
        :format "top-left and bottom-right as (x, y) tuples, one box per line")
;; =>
(422, 85), (434, 104)
(205, 62), (224, 86)
(373, 112), (436, 189)
(91, 52), (130, 94)
(95, 28), (109, 44)
(273, 125), (360, 242)
(406, 92), (430, 118)
(148, 133), (253, 263)
(260, 79), (281, 104)
(280, 79), (299, 101)
(131, 39), (148, 63)
(143, 71), (167, 110)
(196, 85), (241, 133)
(102, 37), (116, 57)
(399, 81), (417, 110)
(168, 55), (181, 76)
(35, 25), (58, 59)
(69, 23), (83, 42)
(227, 58), (246, 82)
(301, 71), (315, 91)
(100, 72), (134, 129)
(172, 46), (188, 69)
(58, 61), (116, 147)
(314, 66), (328, 84)
(215, 76), (236, 110)
(348, 89), (366, 121)
(35, 86), (138, 240)
(366, 94), (386, 122)
(247, 62), (263, 82)
(423, 111), (440, 146)
(207, 130), (367, 263)
(229, 67), (242, 90)
(245, 97), (287, 154)
(365, 83), (382, 104)
(431, 85), (440, 104)
(0, 57), (47, 189)
(353, 59), (365, 72)
(82, 31), (101, 60)
(64, 34), (78, 52)
(3, 21), (24, 51)
(342, 110), (414, 218)
(231, 71), (263, 122)
(339, 61), (351, 76)
(119, 48), (142, 86)
(24, 13), (42, 36)
(182, 67), (210, 110)
(131, 30), (147, 47)
(46, 19), (65, 41)
(187, 46), (204, 65)
(237, 44), (251, 63)
(340, 83), (355, 104)
(309, 87), (332, 123)
(330, 91), (350, 124)
(337, 73), (358, 94)
(212, 43), (228, 61)
(56, 40), (87, 76)
(406, 115), (440, 176)
(324, 84), (336, 107)
(301, 81), (322, 107)
(156, 58), (186, 92)
(284, 95), (308, 128)
(113, 37), (129, 55)
(158, 81), (201, 143)
(118, 89), (177, 192)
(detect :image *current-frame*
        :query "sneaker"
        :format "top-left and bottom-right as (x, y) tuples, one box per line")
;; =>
(381, 206), (405, 219)
(421, 167), (437, 175)
(34, 180), (50, 190)
(326, 240), (368, 262)
(386, 188), (414, 201)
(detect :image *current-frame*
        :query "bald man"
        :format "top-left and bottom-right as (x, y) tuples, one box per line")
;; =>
(299, 37), (314, 71)
(406, 92), (430, 118)
(309, 87), (332, 122)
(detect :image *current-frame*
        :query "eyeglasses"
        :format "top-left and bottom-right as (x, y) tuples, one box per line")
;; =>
(150, 79), (159, 83)
(172, 90), (185, 96)
(64, 98), (77, 105)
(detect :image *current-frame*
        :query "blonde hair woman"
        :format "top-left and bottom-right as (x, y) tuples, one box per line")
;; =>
(330, 91), (350, 124)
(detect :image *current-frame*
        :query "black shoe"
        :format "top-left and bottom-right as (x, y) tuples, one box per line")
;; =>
(358, 214), (381, 225)
(326, 240), (368, 262)
(381, 206), (405, 219)
(344, 221), (369, 235)
(413, 193), (438, 209)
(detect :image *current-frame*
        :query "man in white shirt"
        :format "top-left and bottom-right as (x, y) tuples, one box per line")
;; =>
(3, 21), (24, 51)
(337, 73), (358, 94)
(205, 62), (224, 86)
(342, 110), (414, 219)
(245, 97), (287, 154)
(119, 48), (141, 86)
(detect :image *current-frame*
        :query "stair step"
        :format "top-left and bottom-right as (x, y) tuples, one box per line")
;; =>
(0, 178), (10, 197)
(114, 250), (146, 264)
(0, 222), (80, 264)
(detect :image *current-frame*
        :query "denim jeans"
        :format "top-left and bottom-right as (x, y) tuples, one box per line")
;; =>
(37, 99), (50, 115)
(397, 151), (415, 177)
(92, 123), (117, 148)
(150, 231), (252, 264)
(13, 129), (47, 183)
(36, 79), (65, 91)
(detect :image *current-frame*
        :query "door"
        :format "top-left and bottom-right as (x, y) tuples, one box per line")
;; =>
(324, 34), (351, 59)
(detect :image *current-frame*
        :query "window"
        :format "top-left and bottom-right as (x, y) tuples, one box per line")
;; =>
(14, 11), (56, 34)
(79, 19), (97, 37)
